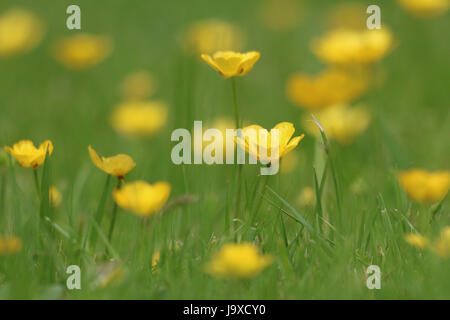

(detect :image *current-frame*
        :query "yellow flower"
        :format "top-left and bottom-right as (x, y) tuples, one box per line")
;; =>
(182, 19), (244, 55)
(398, 169), (450, 203)
(259, 0), (303, 31)
(303, 104), (371, 145)
(4, 140), (53, 169)
(113, 180), (171, 217)
(120, 70), (157, 101)
(152, 250), (160, 274)
(286, 68), (369, 110)
(49, 186), (62, 207)
(205, 243), (272, 278)
(297, 186), (316, 207)
(404, 233), (429, 249)
(110, 100), (168, 137)
(53, 33), (112, 70)
(201, 51), (260, 78)
(311, 28), (394, 65)
(433, 226), (450, 258)
(88, 145), (135, 179)
(236, 122), (304, 162)
(0, 8), (44, 58)
(397, 0), (449, 18)
(0, 236), (22, 255)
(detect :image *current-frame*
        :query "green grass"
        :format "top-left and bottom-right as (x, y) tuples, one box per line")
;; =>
(0, 0), (449, 299)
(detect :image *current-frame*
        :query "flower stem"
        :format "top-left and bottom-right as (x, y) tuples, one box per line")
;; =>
(33, 169), (40, 198)
(231, 78), (243, 218)
(89, 174), (111, 250)
(231, 77), (239, 128)
(108, 178), (122, 243)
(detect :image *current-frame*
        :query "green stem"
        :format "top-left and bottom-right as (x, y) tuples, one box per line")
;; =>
(89, 174), (112, 250)
(33, 169), (40, 198)
(231, 77), (243, 218)
(108, 178), (122, 242)
(231, 77), (239, 128)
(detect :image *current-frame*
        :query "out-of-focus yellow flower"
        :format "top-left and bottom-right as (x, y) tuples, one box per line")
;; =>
(259, 0), (303, 31)
(201, 51), (260, 78)
(113, 180), (171, 217)
(182, 19), (244, 55)
(404, 233), (429, 249)
(152, 250), (160, 274)
(110, 100), (168, 137)
(312, 28), (394, 65)
(327, 3), (367, 30)
(236, 122), (304, 162)
(0, 236), (22, 255)
(205, 243), (272, 278)
(0, 8), (44, 58)
(120, 70), (157, 101)
(4, 140), (53, 169)
(96, 261), (125, 288)
(286, 68), (369, 110)
(303, 104), (370, 145)
(397, 0), (449, 18)
(53, 34), (112, 70)
(297, 186), (315, 207)
(433, 226), (450, 258)
(49, 186), (62, 207)
(398, 169), (450, 203)
(88, 145), (135, 179)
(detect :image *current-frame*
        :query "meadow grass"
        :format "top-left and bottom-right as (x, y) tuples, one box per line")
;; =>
(0, 0), (449, 299)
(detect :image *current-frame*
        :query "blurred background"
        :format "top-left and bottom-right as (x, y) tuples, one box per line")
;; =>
(0, 0), (449, 299)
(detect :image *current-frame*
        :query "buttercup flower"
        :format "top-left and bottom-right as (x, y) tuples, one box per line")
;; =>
(398, 169), (450, 203)
(88, 145), (135, 179)
(303, 104), (371, 145)
(0, 236), (22, 256)
(182, 19), (244, 55)
(113, 181), (171, 217)
(120, 70), (157, 101)
(433, 226), (450, 258)
(0, 8), (44, 58)
(311, 28), (394, 65)
(236, 122), (304, 162)
(201, 51), (260, 78)
(53, 34), (112, 70)
(205, 243), (273, 278)
(404, 233), (429, 249)
(49, 186), (62, 207)
(286, 68), (369, 110)
(397, 0), (449, 18)
(4, 140), (53, 168)
(110, 100), (168, 137)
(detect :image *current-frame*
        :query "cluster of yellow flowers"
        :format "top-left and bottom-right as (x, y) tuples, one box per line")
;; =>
(285, 6), (396, 145)
(88, 145), (171, 217)
(405, 226), (450, 258)
(0, 7), (112, 70)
